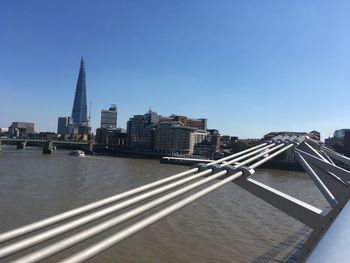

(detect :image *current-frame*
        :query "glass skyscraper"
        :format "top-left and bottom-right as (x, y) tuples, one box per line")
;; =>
(71, 57), (88, 125)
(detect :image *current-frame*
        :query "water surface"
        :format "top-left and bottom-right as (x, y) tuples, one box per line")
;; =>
(0, 146), (328, 262)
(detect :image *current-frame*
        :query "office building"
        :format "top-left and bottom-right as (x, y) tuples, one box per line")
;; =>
(57, 117), (72, 135)
(9, 122), (35, 138)
(154, 122), (196, 154)
(333, 129), (350, 139)
(101, 105), (117, 129)
(126, 110), (160, 150)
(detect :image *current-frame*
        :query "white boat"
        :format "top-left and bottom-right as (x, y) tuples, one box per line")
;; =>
(69, 150), (85, 157)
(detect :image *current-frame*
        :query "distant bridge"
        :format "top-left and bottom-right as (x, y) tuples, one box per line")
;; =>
(0, 135), (350, 262)
(0, 138), (94, 154)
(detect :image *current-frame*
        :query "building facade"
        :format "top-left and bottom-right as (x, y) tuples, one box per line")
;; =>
(96, 128), (126, 145)
(193, 129), (221, 158)
(194, 130), (207, 145)
(57, 117), (72, 135)
(9, 122), (35, 138)
(126, 110), (160, 150)
(194, 138), (212, 156)
(333, 129), (350, 138)
(154, 122), (196, 154)
(101, 105), (117, 129)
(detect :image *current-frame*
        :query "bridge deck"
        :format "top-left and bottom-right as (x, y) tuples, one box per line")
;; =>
(306, 200), (350, 263)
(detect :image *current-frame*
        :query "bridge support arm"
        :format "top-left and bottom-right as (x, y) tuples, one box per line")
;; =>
(295, 149), (350, 186)
(295, 152), (338, 208)
(321, 146), (350, 167)
(234, 178), (326, 229)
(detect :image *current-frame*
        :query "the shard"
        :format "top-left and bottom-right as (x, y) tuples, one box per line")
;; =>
(71, 57), (88, 125)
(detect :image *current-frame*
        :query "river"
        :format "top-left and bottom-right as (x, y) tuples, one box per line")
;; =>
(0, 146), (328, 263)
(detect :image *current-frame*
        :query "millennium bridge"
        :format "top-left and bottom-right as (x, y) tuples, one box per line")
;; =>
(0, 135), (349, 262)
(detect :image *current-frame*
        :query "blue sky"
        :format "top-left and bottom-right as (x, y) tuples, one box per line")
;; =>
(0, 1), (349, 139)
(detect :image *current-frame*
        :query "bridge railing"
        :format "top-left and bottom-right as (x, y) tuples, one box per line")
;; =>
(1, 135), (349, 262)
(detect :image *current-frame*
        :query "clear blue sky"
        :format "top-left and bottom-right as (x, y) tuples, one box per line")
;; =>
(1, 1), (349, 139)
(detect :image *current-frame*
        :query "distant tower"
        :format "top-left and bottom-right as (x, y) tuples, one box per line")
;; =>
(57, 117), (72, 135)
(71, 57), (88, 126)
(101, 104), (118, 129)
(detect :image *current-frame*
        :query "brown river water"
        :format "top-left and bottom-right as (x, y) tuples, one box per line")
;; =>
(0, 146), (328, 263)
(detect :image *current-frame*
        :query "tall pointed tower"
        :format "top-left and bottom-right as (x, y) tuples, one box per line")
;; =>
(71, 57), (88, 125)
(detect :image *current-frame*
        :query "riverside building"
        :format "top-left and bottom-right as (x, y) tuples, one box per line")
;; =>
(154, 122), (196, 154)
(126, 110), (160, 150)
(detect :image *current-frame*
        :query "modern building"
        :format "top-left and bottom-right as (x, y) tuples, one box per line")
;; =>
(8, 122), (35, 138)
(333, 129), (350, 138)
(126, 110), (160, 150)
(71, 57), (88, 126)
(57, 117), (72, 135)
(101, 105), (117, 129)
(154, 122), (196, 154)
(325, 129), (350, 155)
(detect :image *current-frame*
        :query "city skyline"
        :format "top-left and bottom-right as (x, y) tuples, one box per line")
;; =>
(1, 1), (350, 139)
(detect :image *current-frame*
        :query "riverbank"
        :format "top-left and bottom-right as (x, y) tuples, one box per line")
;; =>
(2, 144), (304, 171)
